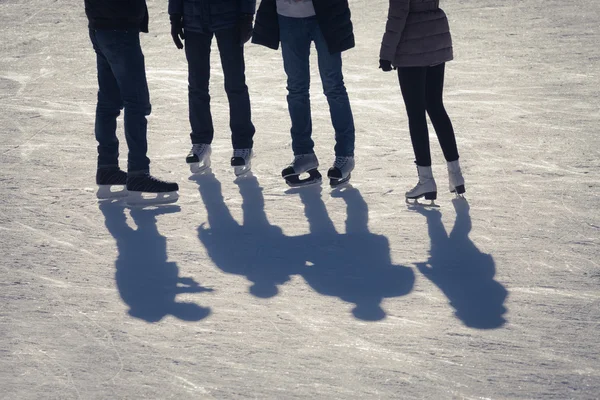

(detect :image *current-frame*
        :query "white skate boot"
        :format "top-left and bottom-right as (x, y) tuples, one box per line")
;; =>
(405, 165), (438, 206)
(327, 156), (354, 188)
(447, 160), (466, 196)
(186, 144), (211, 174)
(281, 153), (321, 187)
(231, 148), (253, 177)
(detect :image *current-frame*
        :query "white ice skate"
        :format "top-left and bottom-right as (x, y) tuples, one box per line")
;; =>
(186, 144), (211, 174)
(405, 165), (438, 207)
(447, 160), (466, 197)
(231, 148), (253, 177)
(282, 153), (322, 187)
(327, 156), (354, 188)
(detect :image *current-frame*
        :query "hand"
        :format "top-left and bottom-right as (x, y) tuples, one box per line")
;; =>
(170, 14), (185, 49)
(239, 14), (253, 45)
(379, 59), (395, 72)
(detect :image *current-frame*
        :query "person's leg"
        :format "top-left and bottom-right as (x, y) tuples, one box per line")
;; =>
(425, 63), (459, 162)
(185, 30), (215, 145)
(279, 15), (314, 155)
(89, 29), (122, 169)
(398, 67), (431, 167)
(310, 20), (355, 157)
(215, 27), (255, 149)
(94, 30), (151, 174)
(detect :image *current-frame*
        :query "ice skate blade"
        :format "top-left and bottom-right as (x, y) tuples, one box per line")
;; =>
(189, 161), (211, 174)
(126, 191), (179, 206)
(233, 164), (252, 177)
(96, 185), (128, 200)
(285, 177), (322, 188)
(329, 173), (351, 188)
(285, 169), (322, 188)
(405, 198), (439, 208)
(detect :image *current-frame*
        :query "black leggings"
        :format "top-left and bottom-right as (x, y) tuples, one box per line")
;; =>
(397, 63), (459, 167)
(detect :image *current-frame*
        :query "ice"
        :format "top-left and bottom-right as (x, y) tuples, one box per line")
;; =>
(1, 0), (599, 398)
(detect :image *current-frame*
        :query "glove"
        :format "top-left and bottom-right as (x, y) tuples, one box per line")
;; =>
(170, 14), (185, 49)
(379, 59), (395, 72)
(239, 14), (253, 45)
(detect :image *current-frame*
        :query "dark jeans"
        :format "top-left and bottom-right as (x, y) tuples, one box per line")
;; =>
(184, 28), (255, 149)
(89, 29), (151, 173)
(278, 15), (355, 157)
(398, 63), (459, 167)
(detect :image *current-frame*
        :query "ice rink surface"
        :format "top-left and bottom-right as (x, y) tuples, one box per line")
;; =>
(1, 0), (599, 398)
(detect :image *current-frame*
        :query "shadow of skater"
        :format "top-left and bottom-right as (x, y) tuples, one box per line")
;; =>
(413, 199), (508, 329)
(195, 172), (303, 298)
(99, 202), (212, 322)
(195, 171), (414, 321)
(294, 186), (415, 321)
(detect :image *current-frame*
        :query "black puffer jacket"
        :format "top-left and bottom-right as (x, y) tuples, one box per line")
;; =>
(85, 0), (149, 33)
(252, 0), (355, 54)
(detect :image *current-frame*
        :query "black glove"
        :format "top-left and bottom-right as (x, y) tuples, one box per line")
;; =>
(170, 14), (185, 49)
(239, 14), (253, 45)
(379, 59), (395, 72)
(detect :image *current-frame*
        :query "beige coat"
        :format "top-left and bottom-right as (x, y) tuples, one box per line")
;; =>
(380, 0), (453, 67)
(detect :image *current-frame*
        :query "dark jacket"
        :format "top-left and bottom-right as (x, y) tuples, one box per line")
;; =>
(168, 0), (256, 33)
(252, 0), (355, 54)
(85, 0), (149, 33)
(380, 0), (453, 67)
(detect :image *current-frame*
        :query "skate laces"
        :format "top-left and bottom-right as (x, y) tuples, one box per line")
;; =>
(192, 143), (209, 155)
(233, 148), (251, 159)
(334, 156), (351, 168)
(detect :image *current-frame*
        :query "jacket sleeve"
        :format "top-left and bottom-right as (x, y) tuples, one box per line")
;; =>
(379, 0), (410, 61)
(240, 0), (257, 15)
(168, 0), (184, 15)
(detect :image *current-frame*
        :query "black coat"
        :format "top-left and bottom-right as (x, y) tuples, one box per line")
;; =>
(85, 0), (149, 33)
(252, 0), (355, 54)
(168, 0), (256, 33)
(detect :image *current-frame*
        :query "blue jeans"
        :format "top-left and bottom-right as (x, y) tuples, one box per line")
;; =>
(185, 28), (255, 149)
(278, 15), (355, 157)
(89, 29), (151, 173)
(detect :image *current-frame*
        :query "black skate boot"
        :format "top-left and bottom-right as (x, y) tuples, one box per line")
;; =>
(327, 156), (354, 188)
(126, 173), (179, 206)
(96, 167), (128, 199)
(282, 154), (321, 187)
(231, 148), (253, 177)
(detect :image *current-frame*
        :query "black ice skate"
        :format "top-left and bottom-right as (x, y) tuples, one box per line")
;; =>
(231, 148), (253, 177)
(327, 156), (355, 188)
(126, 173), (179, 206)
(282, 154), (322, 187)
(96, 167), (128, 199)
(186, 144), (211, 174)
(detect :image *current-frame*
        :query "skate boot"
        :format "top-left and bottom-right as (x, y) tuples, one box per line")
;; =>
(126, 173), (179, 206)
(447, 160), (466, 196)
(96, 167), (128, 199)
(231, 148), (253, 177)
(281, 153), (322, 187)
(328, 156), (354, 188)
(186, 144), (211, 174)
(405, 165), (438, 206)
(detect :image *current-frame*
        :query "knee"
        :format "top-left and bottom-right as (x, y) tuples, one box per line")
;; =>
(321, 74), (347, 98)
(124, 101), (151, 116)
(96, 100), (122, 116)
(286, 80), (309, 97)
(323, 82), (347, 98)
(426, 99), (446, 117)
